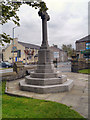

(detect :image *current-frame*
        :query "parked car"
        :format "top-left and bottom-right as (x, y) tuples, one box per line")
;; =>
(0, 62), (13, 68)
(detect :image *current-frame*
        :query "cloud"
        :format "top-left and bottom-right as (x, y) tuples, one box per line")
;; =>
(2, 0), (89, 49)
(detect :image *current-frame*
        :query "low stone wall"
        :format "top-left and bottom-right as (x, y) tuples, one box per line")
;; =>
(71, 59), (90, 72)
(78, 60), (89, 70)
(71, 60), (78, 72)
(1, 71), (25, 81)
(1, 65), (37, 81)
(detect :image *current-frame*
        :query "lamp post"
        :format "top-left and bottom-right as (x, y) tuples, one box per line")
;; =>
(12, 26), (19, 64)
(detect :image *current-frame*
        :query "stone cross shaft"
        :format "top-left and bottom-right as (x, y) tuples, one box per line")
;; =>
(38, 11), (50, 49)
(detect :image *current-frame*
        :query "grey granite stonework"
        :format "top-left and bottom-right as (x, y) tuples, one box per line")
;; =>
(19, 11), (73, 93)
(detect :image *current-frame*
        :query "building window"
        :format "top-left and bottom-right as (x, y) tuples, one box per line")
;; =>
(11, 46), (17, 52)
(17, 50), (21, 58)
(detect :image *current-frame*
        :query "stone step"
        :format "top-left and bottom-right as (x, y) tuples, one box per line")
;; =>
(30, 72), (58, 78)
(25, 75), (67, 85)
(35, 69), (54, 73)
(19, 79), (73, 94)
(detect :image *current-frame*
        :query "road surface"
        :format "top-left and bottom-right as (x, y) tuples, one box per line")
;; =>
(0, 68), (13, 74)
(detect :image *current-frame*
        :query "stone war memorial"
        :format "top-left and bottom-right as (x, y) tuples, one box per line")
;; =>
(19, 11), (73, 94)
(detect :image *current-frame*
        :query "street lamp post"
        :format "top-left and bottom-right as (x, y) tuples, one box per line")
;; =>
(12, 26), (18, 64)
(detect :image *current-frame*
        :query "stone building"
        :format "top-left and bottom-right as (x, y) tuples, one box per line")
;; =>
(0, 48), (2, 62)
(2, 38), (68, 64)
(0, 53), (2, 62)
(76, 35), (90, 59)
(50, 45), (68, 62)
(3, 38), (40, 64)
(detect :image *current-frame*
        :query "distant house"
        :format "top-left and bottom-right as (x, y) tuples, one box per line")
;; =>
(0, 53), (2, 62)
(50, 45), (68, 62)
(0, 48), (2, 62)
(76, 35), (90, 59)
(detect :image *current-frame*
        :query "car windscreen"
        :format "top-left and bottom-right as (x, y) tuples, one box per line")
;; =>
(4, 62), (11, 65)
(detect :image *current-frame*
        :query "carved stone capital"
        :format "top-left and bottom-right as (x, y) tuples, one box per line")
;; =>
(38, 11), (50, 21)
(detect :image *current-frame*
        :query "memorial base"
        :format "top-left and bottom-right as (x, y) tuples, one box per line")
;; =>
(19, 49), (73, 94)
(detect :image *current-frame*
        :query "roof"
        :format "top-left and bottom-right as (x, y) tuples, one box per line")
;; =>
(50, 46), (62, 51)
(76, 35), (90, 43)
(18, 41), (40, 50)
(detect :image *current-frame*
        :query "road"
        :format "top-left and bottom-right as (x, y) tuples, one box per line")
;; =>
(0, 68), (13, 74)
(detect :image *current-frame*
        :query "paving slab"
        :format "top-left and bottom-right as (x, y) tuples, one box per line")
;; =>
(45, 92), (67, 102)
(5, 72), (88, 118)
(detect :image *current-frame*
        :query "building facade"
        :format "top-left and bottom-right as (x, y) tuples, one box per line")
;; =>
(3, 38), (40, 64)
(50, 45), (68, 62)
(2, 39), (68, 64)
(0, 53), (2, 62)
(76, 35), (90, 59)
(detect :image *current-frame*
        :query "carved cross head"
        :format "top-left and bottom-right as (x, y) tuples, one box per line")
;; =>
(38, 11), (50, 21)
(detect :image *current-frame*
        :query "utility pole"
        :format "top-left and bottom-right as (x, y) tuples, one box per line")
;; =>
(12, 26), (19, 64)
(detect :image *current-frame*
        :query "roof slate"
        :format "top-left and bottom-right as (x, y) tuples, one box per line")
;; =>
(18, 41), (40, 49)
(76, 35), (90, 43)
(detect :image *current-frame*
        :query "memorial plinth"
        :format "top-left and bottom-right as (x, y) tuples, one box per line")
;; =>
(19, 11), (73, 93)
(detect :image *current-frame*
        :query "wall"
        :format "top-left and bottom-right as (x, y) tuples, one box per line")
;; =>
(76, 41), (86, 59)
(60, 51), (68, 62)
(3, 38), (25, 63)
(2, 39), (39, 64)
(1, 71), (25, 81)
(50, 46), (60, 62)
(50, 46), (68, 62)
(71, 59), (90, 72)
(0, 53), (2, 62)
(76, 41), (86, 51)
(1, 65), (37, 81)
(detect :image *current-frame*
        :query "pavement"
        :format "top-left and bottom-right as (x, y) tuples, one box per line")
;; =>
(5, 71), (88, 118)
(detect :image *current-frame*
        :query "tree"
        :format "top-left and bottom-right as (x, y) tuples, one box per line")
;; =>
(61, 44), (75, 57)
(0, 0), (48, 46)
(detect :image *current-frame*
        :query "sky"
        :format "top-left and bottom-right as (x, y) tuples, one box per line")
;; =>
(2, 0), (89, 49)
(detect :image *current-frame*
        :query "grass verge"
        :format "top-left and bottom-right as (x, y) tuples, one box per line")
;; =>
(0, 68), (12, 70)
(78, 69), (90, 74)
(2, 81), (86, 119)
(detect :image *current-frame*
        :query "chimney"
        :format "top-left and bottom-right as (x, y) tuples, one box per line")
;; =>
(54, 45), (58, 48)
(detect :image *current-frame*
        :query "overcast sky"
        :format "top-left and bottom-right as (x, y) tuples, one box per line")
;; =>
(2, 0), (89, 49)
